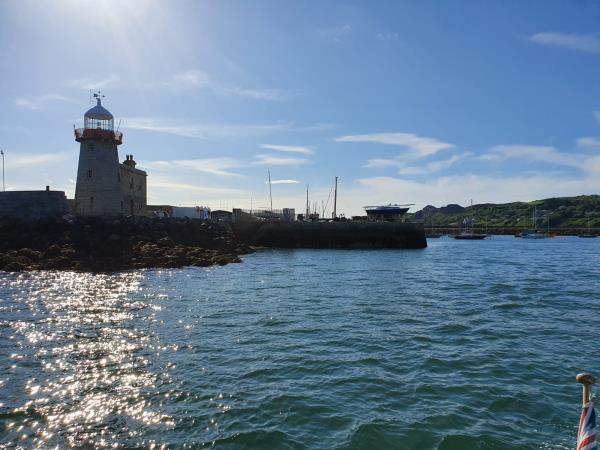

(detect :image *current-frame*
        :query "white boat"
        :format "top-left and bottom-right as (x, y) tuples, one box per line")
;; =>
(522, 231), (547, 239)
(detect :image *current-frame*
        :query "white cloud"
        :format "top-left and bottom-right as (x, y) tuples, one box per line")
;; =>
(269, 179), (300, 184)
(335, 132), (455, 157)
(166, 70), (212, 89)
(314, 24), (352, 43)
(259, 144), (315, 155)
(482, 145), (581, 168)
(164, 69), (290, 101)
(142, 157), (243, 177)
(122, 117), (290, 140)
(376, 32), (399, 41)
(14, 94), (77, 110)
(253, 154), (310, 166)
(69, 74), (120, 90)
(529, 32), (600, 53)
(329, 24), (352, 43)
(220, 86), (290, 101)
(4, 152), (73, 168)
(398, 152), (472, 175)
(364, 158), (404, 169)
(364, 152), (470, 174)
(149, 176), (246, 196)
(577, 137), (600, 149)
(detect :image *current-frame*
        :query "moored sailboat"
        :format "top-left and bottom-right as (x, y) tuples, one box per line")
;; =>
(521, 206), (548, 239)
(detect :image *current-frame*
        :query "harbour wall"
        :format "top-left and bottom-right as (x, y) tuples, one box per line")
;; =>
(0, 190), (69, 221)
(231, 221), (427, 249)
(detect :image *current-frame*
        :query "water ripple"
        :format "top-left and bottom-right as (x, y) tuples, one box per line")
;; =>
(1, 236), (599, 448)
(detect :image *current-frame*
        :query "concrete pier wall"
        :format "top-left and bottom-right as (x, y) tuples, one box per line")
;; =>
(0, 191), (69, 221)
(232, 221), (427, 249)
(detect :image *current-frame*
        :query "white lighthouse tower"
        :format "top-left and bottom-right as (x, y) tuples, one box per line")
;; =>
(74, 94), (125, 216)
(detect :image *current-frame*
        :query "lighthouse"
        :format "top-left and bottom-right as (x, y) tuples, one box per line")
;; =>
(74, 94), (147, 216)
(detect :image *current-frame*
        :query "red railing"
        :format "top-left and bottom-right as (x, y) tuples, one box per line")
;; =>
(74, 128), (123, 145)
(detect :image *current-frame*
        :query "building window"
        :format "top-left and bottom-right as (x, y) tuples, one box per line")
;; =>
(118, 172), (121, 182)
(121, 200), (124, 212)
(90, 196), (94, 212)
(88, 143), (94, 151)
(87, 169), (92, 178)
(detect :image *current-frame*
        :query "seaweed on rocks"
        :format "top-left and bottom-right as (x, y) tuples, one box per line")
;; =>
(0, 216), (251, 272)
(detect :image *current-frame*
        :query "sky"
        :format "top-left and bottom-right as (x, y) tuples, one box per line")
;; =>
(1, 0), (600, 216)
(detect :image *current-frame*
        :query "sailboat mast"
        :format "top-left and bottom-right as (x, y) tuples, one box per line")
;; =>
(333, 176), (338, 219)
(268, 171), (273, 212)
(306, 184), (309, 219)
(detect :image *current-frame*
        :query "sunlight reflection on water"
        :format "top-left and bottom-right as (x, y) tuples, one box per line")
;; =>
(1, 271), (173, 449)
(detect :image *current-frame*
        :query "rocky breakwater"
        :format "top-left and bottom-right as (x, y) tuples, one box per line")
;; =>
(0, 216), (252, 272)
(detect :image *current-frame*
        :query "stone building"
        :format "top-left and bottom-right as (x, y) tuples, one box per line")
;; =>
(120, 154), (147, 215)
(74, 96), (147, 216)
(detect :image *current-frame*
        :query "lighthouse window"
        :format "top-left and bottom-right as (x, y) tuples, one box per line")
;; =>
(87, 169), (92, 178)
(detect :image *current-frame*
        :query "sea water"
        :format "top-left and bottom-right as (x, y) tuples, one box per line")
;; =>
(1, 236), (599, 449)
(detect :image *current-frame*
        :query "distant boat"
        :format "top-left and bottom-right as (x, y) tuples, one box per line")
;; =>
(363, 204), (414, 222)
(521, 231), (547, 239)
(453, 208), (487, 240)
(454, 232), (487, 240)
(521, 206), (549, 239)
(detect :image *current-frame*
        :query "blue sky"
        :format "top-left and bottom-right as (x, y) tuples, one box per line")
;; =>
(2, 0), (600, 215)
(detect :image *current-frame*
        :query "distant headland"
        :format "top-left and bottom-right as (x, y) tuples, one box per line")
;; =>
(412, 195), (600, 234)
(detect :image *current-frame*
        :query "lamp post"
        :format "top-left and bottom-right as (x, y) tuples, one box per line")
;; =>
(1, 150), (4, 192)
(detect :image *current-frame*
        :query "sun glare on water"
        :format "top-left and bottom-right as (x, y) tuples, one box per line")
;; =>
(1, 271), (174, 448)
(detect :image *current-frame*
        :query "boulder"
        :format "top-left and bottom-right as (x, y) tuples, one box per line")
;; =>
(43, 244), (63, 259)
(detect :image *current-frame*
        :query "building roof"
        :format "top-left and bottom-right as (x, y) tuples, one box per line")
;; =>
(84, 98), (113, 120)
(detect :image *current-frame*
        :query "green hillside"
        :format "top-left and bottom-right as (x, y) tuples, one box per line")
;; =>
(410, 195), (600, 229)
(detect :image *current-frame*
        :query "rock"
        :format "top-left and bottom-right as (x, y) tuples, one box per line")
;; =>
(43, 256), (73, 270)
(190, 257), (212, 267)
(0, 217), (247, 272)
(16, 248), (40, 262)
(14, 255), (32, 266)
(0, 253), (12, 268)
(43, 244), (62, 259)
(3, 261), (26, 272)
(157, 237), (175, 248)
